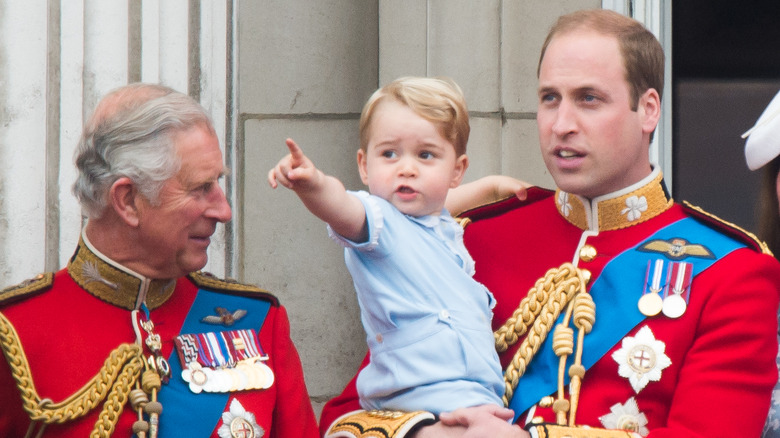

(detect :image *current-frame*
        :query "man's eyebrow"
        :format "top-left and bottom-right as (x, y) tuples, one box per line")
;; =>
(538, 85), (602, 96)
(190, 168), (229, 188)
(575, 86), (599, 94)
(538, 86), (557, 95)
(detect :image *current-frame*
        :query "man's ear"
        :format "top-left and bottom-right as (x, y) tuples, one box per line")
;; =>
(109, 177), (141, 227)
(639, 88), (661, 135)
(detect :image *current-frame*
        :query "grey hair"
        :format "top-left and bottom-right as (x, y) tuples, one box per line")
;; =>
(73, 83), (214, 218)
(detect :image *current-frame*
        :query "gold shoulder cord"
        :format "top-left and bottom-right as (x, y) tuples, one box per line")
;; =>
(493, 263), (595, 427)
(0, 312), (144, 438)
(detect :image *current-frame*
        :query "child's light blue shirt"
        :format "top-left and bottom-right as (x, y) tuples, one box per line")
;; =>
(328, 191), (504, 414)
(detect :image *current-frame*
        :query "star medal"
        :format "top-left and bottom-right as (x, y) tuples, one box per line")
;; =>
(176, 329), (274, 393)
(218, 399), (264, 438)
(599, 397), (649, 437)
(638, 259), (665, 317)
(612, 325), (671, 393)
(662, 261), (692, 318)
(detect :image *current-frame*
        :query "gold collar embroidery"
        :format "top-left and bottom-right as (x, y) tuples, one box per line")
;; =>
(67, 236), (176, 310)
(555, 169), (673, 232)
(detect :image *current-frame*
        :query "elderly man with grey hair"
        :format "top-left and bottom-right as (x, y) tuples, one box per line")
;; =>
(0, 83), (318, 438)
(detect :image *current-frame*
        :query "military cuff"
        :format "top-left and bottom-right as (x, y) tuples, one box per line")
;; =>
(526, 423), (642, 438)
(325, 409), (436, 438)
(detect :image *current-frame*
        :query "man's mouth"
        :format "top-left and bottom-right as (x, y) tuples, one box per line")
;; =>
(556, 149), (582, 158)
(190, 230), (215, 244)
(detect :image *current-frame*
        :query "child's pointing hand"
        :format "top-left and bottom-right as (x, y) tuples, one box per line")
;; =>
(268, 138), (322, 191)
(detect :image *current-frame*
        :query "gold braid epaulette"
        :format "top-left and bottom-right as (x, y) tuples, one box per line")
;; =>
(0, 312), (144, 437)
(0, 273), (54, 305)
(527, 423), (638, 438)
(682, 200), (773, 256)
(326, 409), (436, 438)
(188, 271), (279, 305)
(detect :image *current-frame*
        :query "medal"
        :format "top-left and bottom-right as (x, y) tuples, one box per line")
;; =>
(662, 294), (686, 318)
(175, 329), (274, 393)
(217, 399), (264, 438)
(612, 325), (671, 393)
(599, 397), (649, 436)
(638, 259), (665, 316)
(662, 262), (692, 318)
(638, 293), (663, 317)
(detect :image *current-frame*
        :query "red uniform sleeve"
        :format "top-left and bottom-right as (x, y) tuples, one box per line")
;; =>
(647, 249), (780, 437)
(261, 304), (320, 438)
(319, 354), (370, 436)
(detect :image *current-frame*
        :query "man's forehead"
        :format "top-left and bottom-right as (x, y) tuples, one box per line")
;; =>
(539, 33), (626, 89)
(171, 126), (226, 178)
(544, 30), (621, 63)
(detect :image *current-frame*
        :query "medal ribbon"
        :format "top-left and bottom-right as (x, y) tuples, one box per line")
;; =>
(669, 261), (692, 297)
(647, 259), (665, 294)
(195, 334), (217, 368)
(227, 329), (267, 361)
(508, 217), (746, 421)
(219, 332), (237, 367)
(205, 332), (227, 367)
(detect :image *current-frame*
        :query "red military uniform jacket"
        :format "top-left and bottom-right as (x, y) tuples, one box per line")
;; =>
(0, 237), (318, 438)
(320, 170), (780, 438)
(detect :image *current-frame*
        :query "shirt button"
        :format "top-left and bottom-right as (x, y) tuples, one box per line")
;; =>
(439, 310), (450, 320)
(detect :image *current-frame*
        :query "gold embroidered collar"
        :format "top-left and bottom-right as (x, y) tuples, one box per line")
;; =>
(67, 233), (176, 310)
(554, 168), (673, 232)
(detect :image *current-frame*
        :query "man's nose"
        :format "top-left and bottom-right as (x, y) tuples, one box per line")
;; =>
(206, 184), (232, 223)
(551, 99), (578, 137)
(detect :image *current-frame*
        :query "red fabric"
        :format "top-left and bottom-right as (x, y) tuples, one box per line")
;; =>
(0, 269), (318, 437)
(320, 191), (780, 437)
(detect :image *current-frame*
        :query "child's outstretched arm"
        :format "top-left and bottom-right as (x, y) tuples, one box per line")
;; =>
(445, 175), (529, 217)
(268, 138), (368, 242)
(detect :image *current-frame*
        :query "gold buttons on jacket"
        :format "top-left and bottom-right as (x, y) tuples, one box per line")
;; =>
(579, 245), (597, 262)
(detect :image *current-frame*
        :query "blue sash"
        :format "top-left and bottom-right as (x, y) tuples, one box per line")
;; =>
(158, 289), (271, 435)
(508, 217), (745, 421)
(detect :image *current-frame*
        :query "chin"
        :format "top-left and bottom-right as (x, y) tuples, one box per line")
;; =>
(182, 255), (210, 275)
(552, 177), (588, 196)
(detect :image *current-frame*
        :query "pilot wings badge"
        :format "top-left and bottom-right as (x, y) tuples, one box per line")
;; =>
(202, 307), (248, 327)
